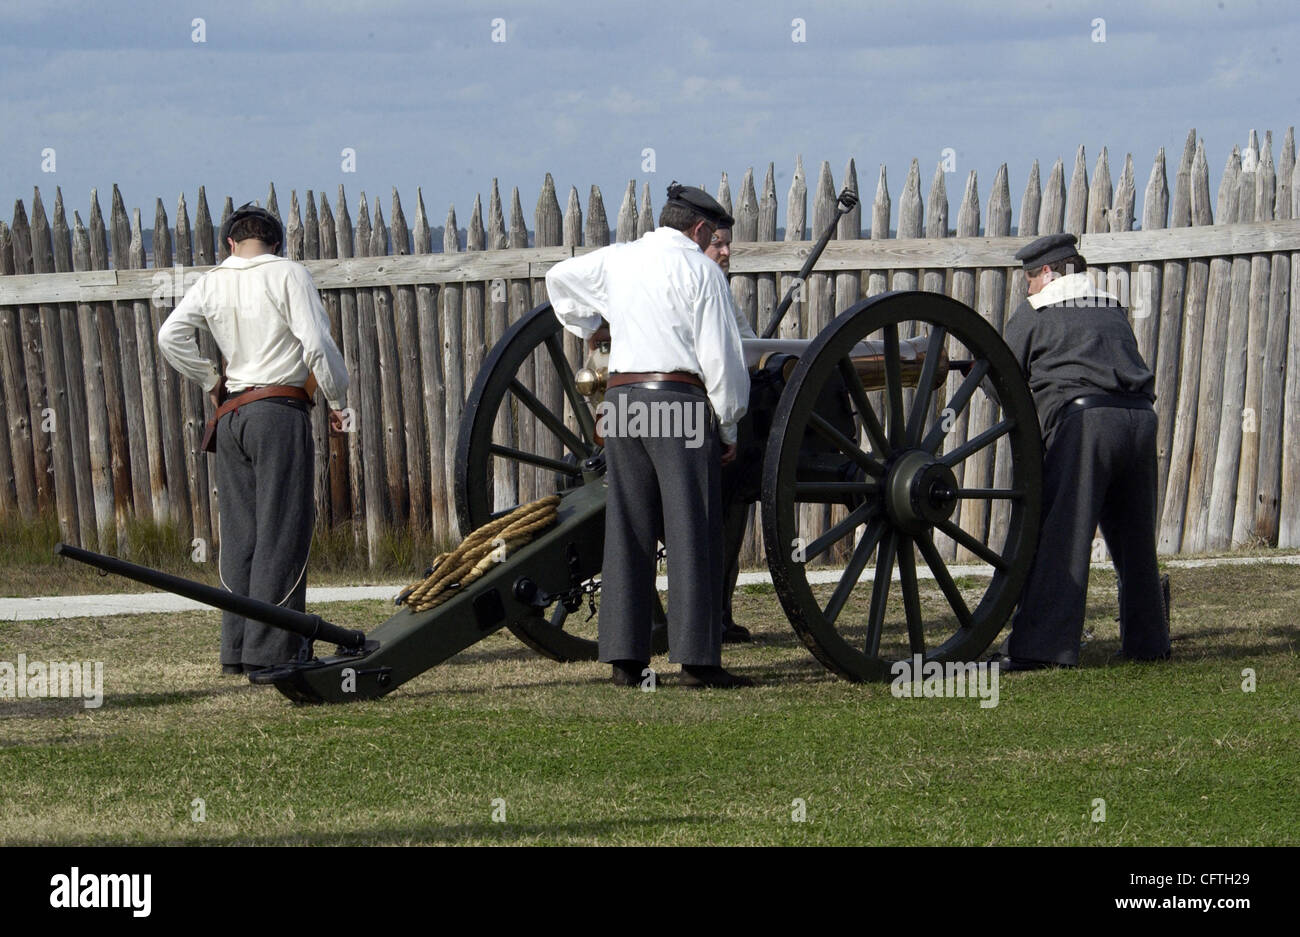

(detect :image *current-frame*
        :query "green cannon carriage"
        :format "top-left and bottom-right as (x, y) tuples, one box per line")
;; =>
(58, 215), (1043, 703)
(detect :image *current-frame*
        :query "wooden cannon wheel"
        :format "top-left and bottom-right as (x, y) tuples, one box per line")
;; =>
(454, 303), (668, 662)
(761, 291), (1043, 681)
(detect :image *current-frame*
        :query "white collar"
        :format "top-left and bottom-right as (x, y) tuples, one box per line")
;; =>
(1028, 272), (1120, 309)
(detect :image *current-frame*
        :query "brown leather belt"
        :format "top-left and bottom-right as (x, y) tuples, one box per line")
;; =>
(201, 384), (313, 452)
(606, 371), (705, 390)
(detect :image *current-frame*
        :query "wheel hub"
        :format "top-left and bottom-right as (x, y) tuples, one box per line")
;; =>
(884, 449), (959, 536)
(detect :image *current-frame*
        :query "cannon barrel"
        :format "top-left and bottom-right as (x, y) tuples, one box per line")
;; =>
(53, 542), (367, 650)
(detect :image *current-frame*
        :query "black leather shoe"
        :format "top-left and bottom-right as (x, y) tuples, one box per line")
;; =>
(722, 622), (752, 644)
(610, 660), (649, 687)
(680, 665), (755, 688)
(221, 663), (243, 675)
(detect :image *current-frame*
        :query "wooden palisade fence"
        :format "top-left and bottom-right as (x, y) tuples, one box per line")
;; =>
(1, 127), (1298, 570)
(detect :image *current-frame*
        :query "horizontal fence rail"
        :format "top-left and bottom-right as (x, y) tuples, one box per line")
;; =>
(1, 125), (1298, 573)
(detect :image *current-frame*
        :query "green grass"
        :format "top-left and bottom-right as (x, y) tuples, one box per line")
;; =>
(1, 563), (1296, 845)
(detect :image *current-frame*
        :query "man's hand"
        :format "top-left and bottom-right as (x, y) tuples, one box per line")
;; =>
(328, 409), (348, 436)
(721, 443), (737, 465)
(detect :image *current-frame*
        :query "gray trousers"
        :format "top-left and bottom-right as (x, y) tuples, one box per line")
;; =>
(215, 398), (315, 669)
(600, 385), (723, 666)
(1009, 406), (1170, 665)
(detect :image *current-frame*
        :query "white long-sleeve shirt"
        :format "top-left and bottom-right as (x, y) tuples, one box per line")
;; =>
(546, 226), (749, 444)
(157, 254), (349, 409)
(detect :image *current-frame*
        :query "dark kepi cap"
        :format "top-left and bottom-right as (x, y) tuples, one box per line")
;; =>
(666, 182), (734, 228)
(1015, 232), (1078, 270)
(220, 201), (284, 252)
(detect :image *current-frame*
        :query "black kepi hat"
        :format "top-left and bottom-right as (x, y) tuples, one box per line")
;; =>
(1014, 232), (1078, 271)
(666, 182), (734, 228)
(219, 202), (285, 253)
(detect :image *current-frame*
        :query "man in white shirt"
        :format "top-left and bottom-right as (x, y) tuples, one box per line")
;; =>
(158, 203), (349, 675)
(546, 183), (752, 688)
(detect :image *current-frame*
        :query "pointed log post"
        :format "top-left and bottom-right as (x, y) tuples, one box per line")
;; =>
(0, 219), (37, 520)
(388, 189), (428, 531)
(170, 193), (211, 551)
(128, 204), (168, 526)
(0, 223), (19, 519)
(1184, 146), (1240, 553)
(755, 165), (778, 335)
(616, 180), (638, 243)
(370, 198), (409, 529)
(444, 204), (468, 535)
(1233, 133), (1276, 545)
(1065, 145), (1089, 236)
(981, 165), (1015, 555)
(150, 198), (189, 531)
(867, 164), (890, 297)
(1151, 133), (1194, 535)
(354, 193), (389, 561)
(504, 187), (534, 511)
(52, 189), (96, 544)
(733, 169), (761, 332)
(923, 162), (950, 295)
(69, 211), (114, 546)
(1206, 143), (1258, 549)
(637, 182), (654, 239)
(935, 171), (980, 561)
(485, 181), (515, 512)
(333, 188), (366, 555)
(108, 185), (154, 525)
(1280, 142), (1300, 546)
(12, 198), (54, 517)
(413, 189), (450, 547)
(312, 193), (349, 531)
(1258, 129), (1294, 544)
(29, 189), (78, 541)
(957, 165), (1009, 561)
(782, 156), (808, 339)
(1040, 157), (1066, 235)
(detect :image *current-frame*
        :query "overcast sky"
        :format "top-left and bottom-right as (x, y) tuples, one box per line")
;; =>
(2, 0), (1298, 242)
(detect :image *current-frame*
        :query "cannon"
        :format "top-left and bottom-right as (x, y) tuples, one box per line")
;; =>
(57, 200), (1043, 702)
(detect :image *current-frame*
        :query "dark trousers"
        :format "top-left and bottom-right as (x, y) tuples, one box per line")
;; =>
(600, 385), (723, 666)
(215, 399), (315, 669)
(720, 495), (748, 630)
(1009, 407), (1170, 665)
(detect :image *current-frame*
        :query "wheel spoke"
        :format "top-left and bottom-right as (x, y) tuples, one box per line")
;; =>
(544, 331), (598, 445)
(509, 378), (592, 458)
(920, 359), (990, 453)
(489, 444), (582, 476)
(808, 413), (886, 477)
(865, 531), (898, 658)
(905, 326), (948, 448)
(822, 517), (886, 626)
(793, 480), (879, 502)
(940, 418), (1015, 468)
(837, 356), (890, 458)
(804, 501), (876, 563)
(934, 519), (1009, 572)
(548, 601), (568, 628)
(914, 535), (973, 629)
(883, 323), (905, 447)
(956, 488), (1023, 499)
(896, 537), (926, 655)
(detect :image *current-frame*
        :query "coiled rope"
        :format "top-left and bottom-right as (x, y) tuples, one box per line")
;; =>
(396, 495), (561, 613)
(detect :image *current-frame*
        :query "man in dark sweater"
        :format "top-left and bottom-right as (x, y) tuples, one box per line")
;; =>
(997, 233), (1171, 670)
